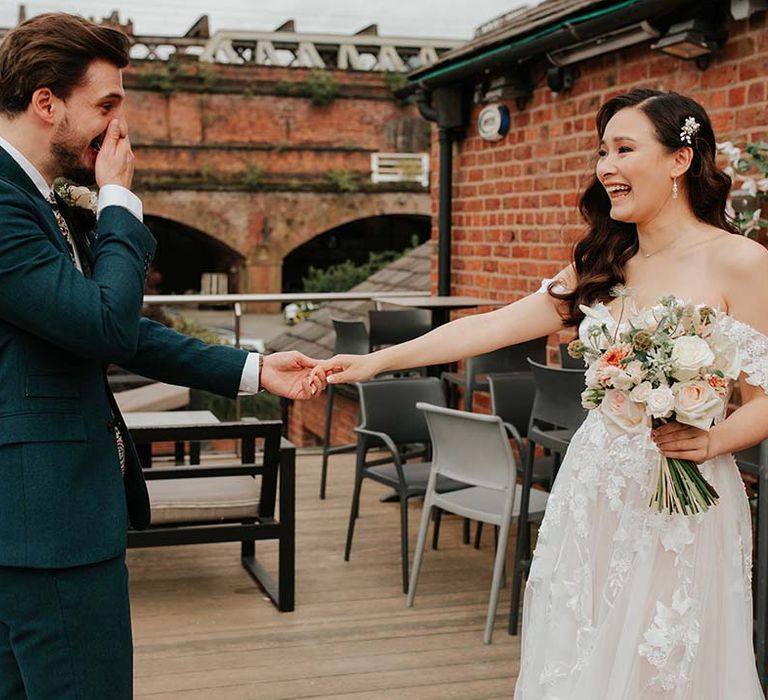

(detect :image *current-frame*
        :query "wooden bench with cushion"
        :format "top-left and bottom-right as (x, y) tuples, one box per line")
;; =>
(127, 420), (295, 612)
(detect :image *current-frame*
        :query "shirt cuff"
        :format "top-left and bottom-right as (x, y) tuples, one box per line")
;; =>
(97, 185), (144, 221)
(239, 352), (261, 393)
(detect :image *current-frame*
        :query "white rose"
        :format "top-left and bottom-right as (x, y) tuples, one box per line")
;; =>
(611, 370), (635, 391)
(646, 385), (675, 419)
(585, 362), (599, 387)
(630, 381), (652, 403)
(710, 334), (741, 380)
(71, 188), (97, 213)
(600, 389), (648, 436)
(673, 380), (723, 431)
(670, 336), (715, 381)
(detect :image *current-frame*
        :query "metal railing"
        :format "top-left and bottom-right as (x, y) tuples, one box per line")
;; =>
(143, 290), (429, 349)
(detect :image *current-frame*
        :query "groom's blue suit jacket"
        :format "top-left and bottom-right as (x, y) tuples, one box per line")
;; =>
(0, 147), (250, 569)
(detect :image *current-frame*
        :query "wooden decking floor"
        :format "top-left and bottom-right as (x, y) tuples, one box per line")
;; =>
(128, 451), (519, 699)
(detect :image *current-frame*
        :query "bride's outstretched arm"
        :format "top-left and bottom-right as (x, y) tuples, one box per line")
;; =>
(317, 269), (572, 384)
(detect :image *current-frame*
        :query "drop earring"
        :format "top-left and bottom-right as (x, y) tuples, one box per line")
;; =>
(672, 177), (678, 199)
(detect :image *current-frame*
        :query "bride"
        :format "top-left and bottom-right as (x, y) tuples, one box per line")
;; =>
(314, 88), (768, 698)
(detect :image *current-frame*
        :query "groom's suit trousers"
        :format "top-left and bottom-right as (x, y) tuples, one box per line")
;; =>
(0, 554), (132, 700)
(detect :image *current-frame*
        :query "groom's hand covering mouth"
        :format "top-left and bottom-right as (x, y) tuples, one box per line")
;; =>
(94, 118), (135, 189)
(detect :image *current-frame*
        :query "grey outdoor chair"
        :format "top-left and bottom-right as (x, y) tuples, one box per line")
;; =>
(509, 359), (587, 635)
(488, 371), (557, 489)
(368, 308), (432, 351)
(346, 377), (467, 593)
(736, 440), (768, 691)
(408, 402), (549, 643)
(441, 337), (547, 411)
(464, 371), (558, 551)
(319, 318), (370, 499)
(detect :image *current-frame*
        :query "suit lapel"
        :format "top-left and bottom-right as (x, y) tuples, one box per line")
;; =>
(0, 146), (77, 261)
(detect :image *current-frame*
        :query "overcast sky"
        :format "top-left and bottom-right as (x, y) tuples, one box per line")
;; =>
(1, 1), (533, 39)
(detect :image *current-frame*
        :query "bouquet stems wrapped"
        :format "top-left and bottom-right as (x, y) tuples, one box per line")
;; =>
(649, 454), (719, 515)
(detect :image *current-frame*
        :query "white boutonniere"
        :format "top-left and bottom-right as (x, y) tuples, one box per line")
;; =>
(53, 178), (98, 214)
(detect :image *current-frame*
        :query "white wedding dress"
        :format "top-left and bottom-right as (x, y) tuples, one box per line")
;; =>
(514, 291), (767, 699)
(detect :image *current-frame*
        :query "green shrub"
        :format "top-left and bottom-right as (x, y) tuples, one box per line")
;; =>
(303, 249), (405, 293)
(305, 70), (339, 106)
(240, 164), (265, 189)
(325, 169), (358, 193)
(383, 71), (413, 106)
(273, 71), (339, 106)
(137, 70), (176, 95)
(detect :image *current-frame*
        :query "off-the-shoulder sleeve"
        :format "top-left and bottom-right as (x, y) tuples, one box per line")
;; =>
(718, 313), (768, 394)
(536, 277), (570, 295)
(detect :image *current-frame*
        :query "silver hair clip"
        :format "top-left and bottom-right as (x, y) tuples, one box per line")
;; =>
(680, 116), (700, 145)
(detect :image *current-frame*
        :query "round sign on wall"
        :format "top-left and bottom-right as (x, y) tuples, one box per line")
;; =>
(477, 104), (510, 141)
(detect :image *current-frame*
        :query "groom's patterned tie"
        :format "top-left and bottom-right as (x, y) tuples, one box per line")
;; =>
(46, 192), (78, 267)
(47, 191), (127, 477)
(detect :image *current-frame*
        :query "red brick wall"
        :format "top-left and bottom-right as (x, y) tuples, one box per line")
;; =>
(123, 62), (427, 185)
(286, 14), (768, 446)
(288, 391), (359, 448)
(432, 13), (768, 334)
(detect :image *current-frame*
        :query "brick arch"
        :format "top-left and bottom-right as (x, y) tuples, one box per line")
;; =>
(139, 189), (430, 294)
(272, 191), (431, 258)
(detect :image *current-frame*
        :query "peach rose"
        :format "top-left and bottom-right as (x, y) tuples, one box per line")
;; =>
(673, 380), (724, 431)
(600, 389), (648, 436)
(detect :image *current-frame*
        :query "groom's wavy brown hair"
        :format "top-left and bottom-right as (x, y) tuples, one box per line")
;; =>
(0, 13), (130, 116)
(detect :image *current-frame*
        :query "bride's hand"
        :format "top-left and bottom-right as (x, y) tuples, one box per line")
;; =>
(651, 421), (712, 463)
(312, 354), (381, 385)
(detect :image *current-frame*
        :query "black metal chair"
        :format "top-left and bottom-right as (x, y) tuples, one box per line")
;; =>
(319, 318), (370, 499)
(559, 341), (585, 369)
(509, 359), (587, 634)
(441, 337), (548, 410)
(127, 420), (295, 612)
(346, 377), (467, 593)
(368, 308), (432, 351)
(736, 440), (768, 691)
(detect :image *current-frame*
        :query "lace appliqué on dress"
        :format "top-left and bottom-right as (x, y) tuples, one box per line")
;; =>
(718, 312), (768, 395)
(513, 297), (765, 700)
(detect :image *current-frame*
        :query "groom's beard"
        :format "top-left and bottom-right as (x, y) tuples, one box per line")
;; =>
(51, 116), (97, 186)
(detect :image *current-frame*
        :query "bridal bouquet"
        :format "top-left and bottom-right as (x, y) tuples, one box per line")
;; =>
(568, 289), (738, 515)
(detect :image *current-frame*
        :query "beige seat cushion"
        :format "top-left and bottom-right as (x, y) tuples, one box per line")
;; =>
(148, 476), (261, 525)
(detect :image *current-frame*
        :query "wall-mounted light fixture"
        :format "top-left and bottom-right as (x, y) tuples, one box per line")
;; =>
(650, 19), (727, 70)
(546, 21), (661, 67)
(546, 65), (578, 93)
(481, 72), (533, 111)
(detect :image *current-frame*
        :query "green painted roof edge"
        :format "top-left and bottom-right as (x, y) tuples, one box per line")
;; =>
(411, 0), (643, 84)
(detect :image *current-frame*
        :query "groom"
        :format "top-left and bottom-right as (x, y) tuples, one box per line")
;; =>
(0, 13), (324, 699)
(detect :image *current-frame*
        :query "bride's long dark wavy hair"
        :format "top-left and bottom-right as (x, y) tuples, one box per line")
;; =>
(553, 88), (739, 327)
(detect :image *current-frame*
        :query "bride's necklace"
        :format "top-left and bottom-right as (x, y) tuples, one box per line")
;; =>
(639, 233), (694, 259)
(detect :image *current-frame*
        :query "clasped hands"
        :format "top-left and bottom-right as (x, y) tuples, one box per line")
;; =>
(261, 352), (380, 399)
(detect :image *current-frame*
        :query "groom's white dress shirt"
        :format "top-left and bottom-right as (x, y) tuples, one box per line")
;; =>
(0, 136), (261, 392)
